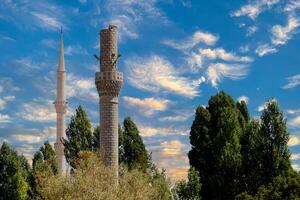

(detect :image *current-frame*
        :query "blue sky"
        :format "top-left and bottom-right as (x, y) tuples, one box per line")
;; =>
(0, 0), (300, 180)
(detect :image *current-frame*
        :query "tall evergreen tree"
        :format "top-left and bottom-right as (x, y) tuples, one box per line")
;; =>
(239, 120), (263, 194)
(63, 105), (93, 169)
(120, 117), (148, 172)
(0, 142), (31, 200)
(260, 99), (290, 183)
(32, 141), (58, 175)
(174, 167), (202, 200)
(189, 92), (245, 200)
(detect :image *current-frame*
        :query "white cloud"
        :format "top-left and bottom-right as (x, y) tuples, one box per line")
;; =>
(238, 96), (249, 104)
(16, 100), (56, 122)
(291, 153), (300, 160)
(256, 16), (300, 56)
(284, 0), (300, 12)
(126, 55), (201, 98)
(247, 26), (258, 36)
(206, 63), (248, 87)
(282, 74), (300, 89)
(188, 48), (253, 70)
(31, 12), (62, 30)
(231, 0), (280, 20)
(159, 113), (192, 122)
(162, 30), (218, 51)
(271, 16), (300, 45)
(65, 45), (88, 56)
(96, 0), (166, 40)
(286, 108), (300, 115)
(288, 135), (300, 146)
(0, 96), (15, 110)
(139, 125), (188, 137)
(123, 96), (170, 116)
(292, 164), (300, 172)
(239, 45), (250, 53)
(3, 96), (15, 101)
(288, 116), (300, 128)
(255, 44), (277, 56)
(161, 140), (185, 156)
(1, 1), (66, 32)
(108, 15), (139, 40)
(67, 73), (98, 101)
(13, 134), (42, 144)
(0, 114), (11, 123)
(15, 57), (47, 70)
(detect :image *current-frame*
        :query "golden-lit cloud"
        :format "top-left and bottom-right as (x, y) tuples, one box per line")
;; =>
(123, 96), (170, 116)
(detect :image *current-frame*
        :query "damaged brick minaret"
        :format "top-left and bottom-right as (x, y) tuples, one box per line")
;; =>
(95, 25), (123, 176)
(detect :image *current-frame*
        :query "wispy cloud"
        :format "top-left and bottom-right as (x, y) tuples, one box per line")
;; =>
(0, 114), (11, 123)
(271, 16), (300, 45)
(255, 43), (277, 56)
(93, 0), (167, 40)
(123, 96), (170, 116)
(67, 73), (98, 101)
(282, 74), (300, 89)
(139, 125), (188, 137)
(291, 153), (300, 160)
(162, 30), (218, 51)
(206, 63), (248, 87)
(161, 140), (186, 156)
(65, 45), (88, 55)
(159, 112), (192, 122)
(288, 135), (300, 146)
(0, 96), (15, 110)
(31, 12), (62, 30)
(188, 48), (253, 70)
(15, 57), (47, 70)
(284, 0), (300, 12)
(16, 100), (56, 122)
(256, 16), (300, 56)
(231, 0), (280, 20)
(126, 55), (201, 98)
(286, 108), (300, 115)
(288, 116), (300, 128)
(246, 26), (258, 36)
(0, 1), (67, 31)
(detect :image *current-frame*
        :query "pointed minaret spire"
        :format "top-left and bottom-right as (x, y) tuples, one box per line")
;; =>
(54, 27), (67, 174)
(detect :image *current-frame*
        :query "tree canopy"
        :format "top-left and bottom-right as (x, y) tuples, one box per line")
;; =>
(185, 91), (300, 200)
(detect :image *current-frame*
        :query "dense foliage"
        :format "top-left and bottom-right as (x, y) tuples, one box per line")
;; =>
(0, 142), (32, 200)
(36, 151), (171, 200)
(179, 91), (300, 200)
(63, 105), (93, 169)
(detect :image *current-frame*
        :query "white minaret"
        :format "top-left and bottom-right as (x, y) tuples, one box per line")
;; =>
(54, 28), (67, 174)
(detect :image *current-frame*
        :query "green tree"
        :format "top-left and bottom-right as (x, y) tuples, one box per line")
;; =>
(32, 141), (58, 175)
(0, 142), (31, 200)
(63, 105), (93, 169)
(174, 167), (202, 200)
(260, 99), (290, 184)
(189, 92), (244, 199)
(92, 126), (100, 151)
(120, 117), (148, 172)
(239, 120), (263, 194)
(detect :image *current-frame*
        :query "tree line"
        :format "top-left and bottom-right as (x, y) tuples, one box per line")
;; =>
(174, 92), (300, 200)
(1, 92), (300, 199)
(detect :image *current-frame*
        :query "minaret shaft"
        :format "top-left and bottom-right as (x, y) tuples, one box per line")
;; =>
(54, 30), (67, 174)
(95, 25), (123, 177)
